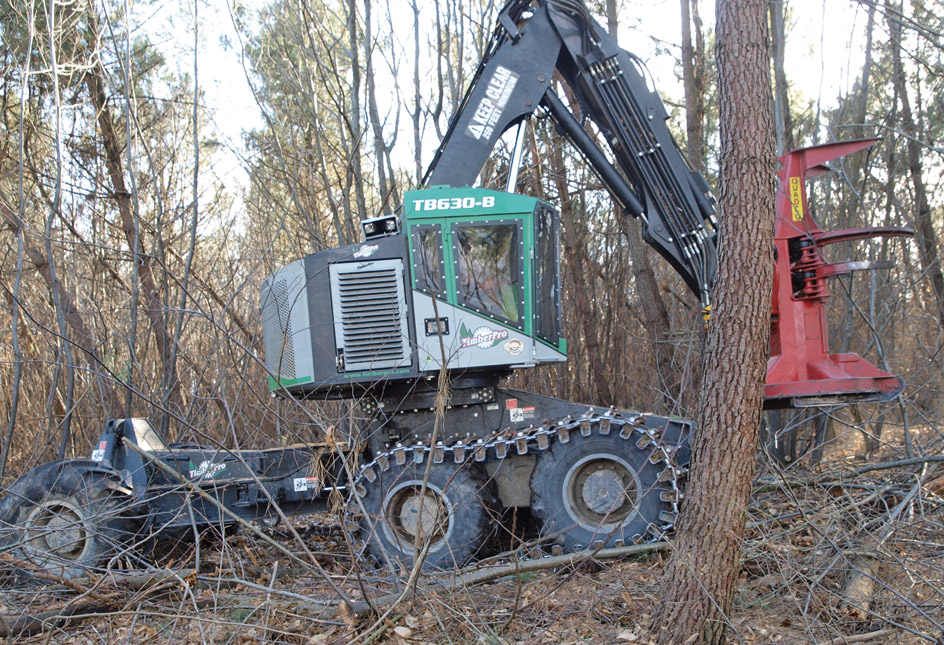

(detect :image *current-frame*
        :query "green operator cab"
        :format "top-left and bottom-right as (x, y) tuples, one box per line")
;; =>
(260, 186), (567, 398)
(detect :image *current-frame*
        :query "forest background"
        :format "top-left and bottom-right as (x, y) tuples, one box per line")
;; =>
(0, 0), (943, 641)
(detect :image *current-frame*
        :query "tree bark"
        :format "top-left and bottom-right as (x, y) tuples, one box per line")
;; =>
(606, 0), (618, 39)
(652, 0), (776, 642)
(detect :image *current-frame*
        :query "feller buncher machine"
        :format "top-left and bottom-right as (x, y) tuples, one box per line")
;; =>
(0, 0), (911, 576)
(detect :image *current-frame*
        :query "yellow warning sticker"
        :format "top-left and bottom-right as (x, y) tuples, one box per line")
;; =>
(789, 176), (804, 221)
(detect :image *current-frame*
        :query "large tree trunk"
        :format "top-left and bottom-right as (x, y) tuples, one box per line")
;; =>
(651, 0), (776, 642)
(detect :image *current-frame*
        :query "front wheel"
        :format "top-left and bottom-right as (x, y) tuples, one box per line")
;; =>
(530, 420), (679, 552)
(0, 461), (143, 579)
(354, 452), (497, 571)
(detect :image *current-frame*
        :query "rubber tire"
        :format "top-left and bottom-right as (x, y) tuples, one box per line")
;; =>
(357, 459), (496, 571)
(530, 428), (672, 552)
(0, 461), (143, 579)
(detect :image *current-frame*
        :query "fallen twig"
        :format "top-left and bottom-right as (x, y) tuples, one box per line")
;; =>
(754, 455), (944, 494)
(344, 540), (670, 617)
(825, 628), (897, 643)
(0, 601), (113, 638)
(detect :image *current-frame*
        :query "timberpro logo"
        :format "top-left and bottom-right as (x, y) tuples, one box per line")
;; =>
(460, 324), (509, 349)
(465, 66), (519, 141)
(188, 460), (227, 480)
(353, 244), (379, 259)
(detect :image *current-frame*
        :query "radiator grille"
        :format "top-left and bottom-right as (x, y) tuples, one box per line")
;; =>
(331, 261), (410, 372)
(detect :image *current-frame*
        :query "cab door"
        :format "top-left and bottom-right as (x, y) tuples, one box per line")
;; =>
(409, 213), (532, 372)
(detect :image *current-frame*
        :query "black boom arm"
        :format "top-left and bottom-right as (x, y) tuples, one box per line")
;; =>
(424, 0), (717, 306)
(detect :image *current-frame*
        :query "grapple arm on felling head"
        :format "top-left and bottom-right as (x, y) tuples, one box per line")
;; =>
(765, 139), (913, 408)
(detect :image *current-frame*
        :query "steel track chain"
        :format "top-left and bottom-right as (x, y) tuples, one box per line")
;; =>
(345, 410), (685, 561)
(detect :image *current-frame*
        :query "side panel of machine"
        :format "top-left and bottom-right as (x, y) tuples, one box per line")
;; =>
(143, 446), (332, 530)
(262, 236), (421, 396)
(412, 292), (539, 371)
(260, 259), (316, 390)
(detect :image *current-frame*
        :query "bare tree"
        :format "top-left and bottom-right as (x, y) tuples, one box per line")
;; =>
(605, 1), (681, 412)
(886, 0), (944, 331)
(86, 67), (184, 436)
(769, 0), (795, 155)
(681, 0), (708, 170)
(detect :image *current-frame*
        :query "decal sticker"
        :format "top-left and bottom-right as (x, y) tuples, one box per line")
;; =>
(487, 403), (500, 411)
(459, 323), (509, 349)
(189, 460), (227, 480)
(503, 339), (524, 356)
(505, 398), (518, 410)
(789, 176), (804, 221)
(91, 440), (107, 462)
(412, 195), (496, 211)
(353, 244), (379, 259)
(509, 406), (536, 423)
(465, 66), (519, 141)
(293, 477), (321, 493)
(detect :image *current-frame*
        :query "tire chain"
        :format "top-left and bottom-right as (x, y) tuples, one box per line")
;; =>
(346, 409), (685, 560)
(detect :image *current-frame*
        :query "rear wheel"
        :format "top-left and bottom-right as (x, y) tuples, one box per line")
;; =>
(530, 421), (677, 551)
(355, 453), (496, 570)
(0, 461), (143, 579)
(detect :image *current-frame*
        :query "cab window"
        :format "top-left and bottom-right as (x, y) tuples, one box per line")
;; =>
(453, 221), (522, 327)
(534, 206), (562, 343)
(411, 224), (446, 297)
